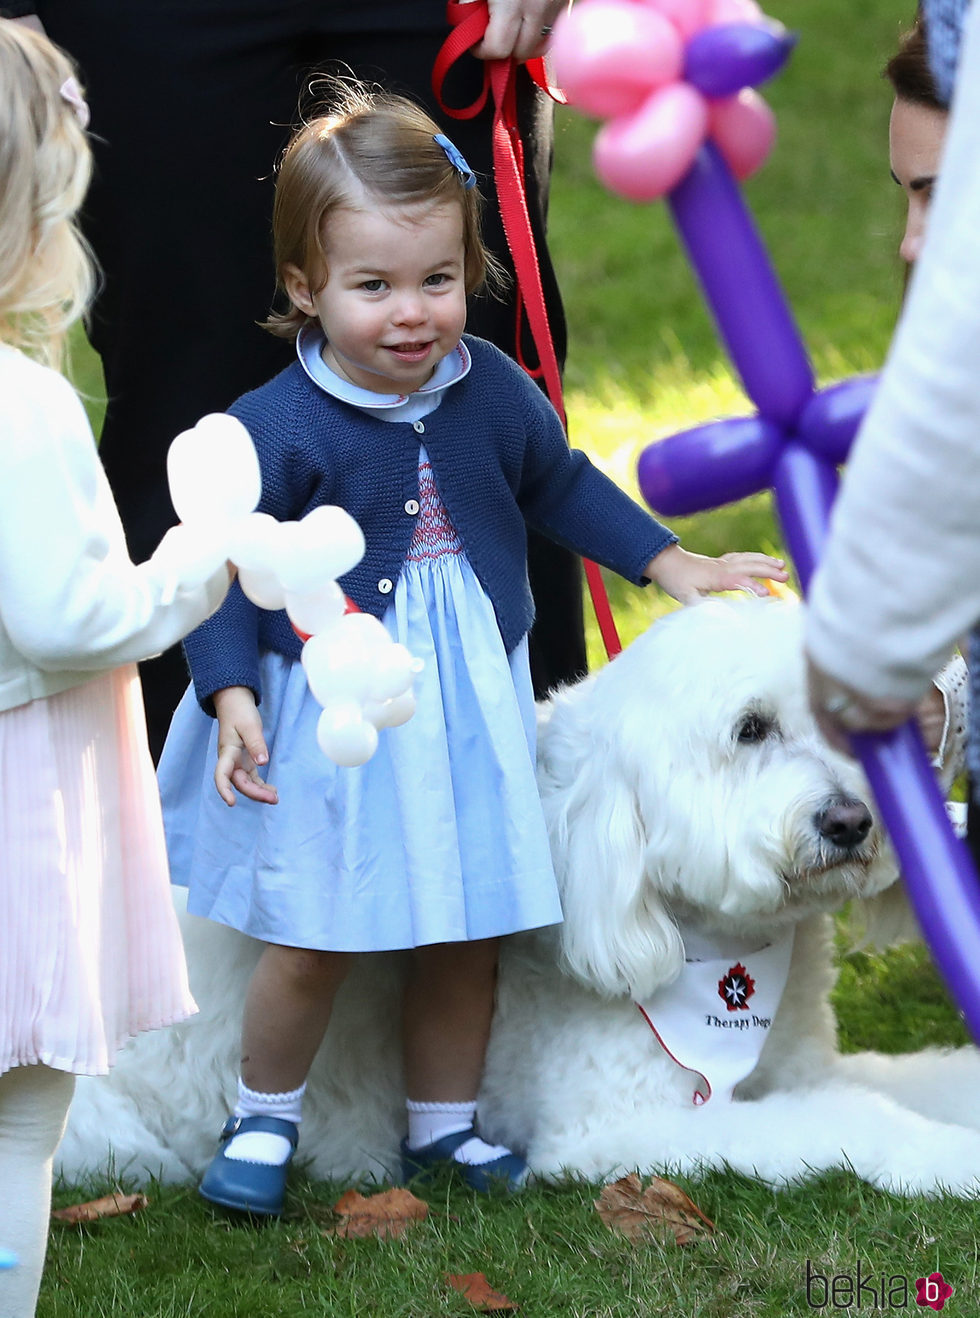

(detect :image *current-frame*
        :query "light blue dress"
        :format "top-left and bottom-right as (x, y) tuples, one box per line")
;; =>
(159, 336), (563, 953)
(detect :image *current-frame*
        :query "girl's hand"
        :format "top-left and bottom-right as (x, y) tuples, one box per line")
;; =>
(212, 686), (278, 807)
(644, 544), (788, 604)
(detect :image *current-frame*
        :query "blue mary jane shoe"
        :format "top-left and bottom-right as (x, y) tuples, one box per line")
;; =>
(400, 1125), (529, 1193)
(198, 1114), (299, 1217)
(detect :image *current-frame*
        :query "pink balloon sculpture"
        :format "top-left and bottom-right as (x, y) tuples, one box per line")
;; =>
(552, 0), (980, 1041)
(551, 0), (790, 198)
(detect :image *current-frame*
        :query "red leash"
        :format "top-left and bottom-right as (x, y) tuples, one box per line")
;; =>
(433, 1), (623, 660)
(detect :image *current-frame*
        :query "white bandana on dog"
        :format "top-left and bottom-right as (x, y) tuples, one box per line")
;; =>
(634, 928), (795, 1105)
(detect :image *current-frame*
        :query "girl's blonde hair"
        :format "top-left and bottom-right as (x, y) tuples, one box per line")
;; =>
(264, 84), (501, 340)
(0, 21), (94, 366)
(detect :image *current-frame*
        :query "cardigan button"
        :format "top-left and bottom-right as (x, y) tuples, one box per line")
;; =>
(404, 499), (420, 516)
(413, 420), (425, 434)
(378, 578), (393, 594)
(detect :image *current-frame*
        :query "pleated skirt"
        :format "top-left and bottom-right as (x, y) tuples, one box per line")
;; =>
(0, 666), (195, 1077)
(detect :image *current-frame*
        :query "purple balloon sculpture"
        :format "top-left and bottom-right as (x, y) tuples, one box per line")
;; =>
(565, 10), (980, 1040)
(684, 20), (797, 99)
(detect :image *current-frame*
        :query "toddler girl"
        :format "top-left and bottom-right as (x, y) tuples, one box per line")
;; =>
(159, 85), (786, 1216)
(0, 23), (232, 1317)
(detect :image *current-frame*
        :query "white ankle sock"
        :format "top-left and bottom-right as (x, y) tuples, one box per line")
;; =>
(406, 1099), (475, 1149)
(225, 1079), (305, 1165)
(451, 1135), (515, 1167)
(405, 1099), (513, 1167)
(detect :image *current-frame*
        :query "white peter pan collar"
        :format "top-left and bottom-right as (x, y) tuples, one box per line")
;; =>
(296, 326), (471, 423)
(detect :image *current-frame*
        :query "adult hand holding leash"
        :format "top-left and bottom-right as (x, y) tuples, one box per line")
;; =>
(467, 0), (568, 61)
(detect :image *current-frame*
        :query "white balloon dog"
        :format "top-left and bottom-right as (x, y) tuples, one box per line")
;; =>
(166, 412), (421, 766)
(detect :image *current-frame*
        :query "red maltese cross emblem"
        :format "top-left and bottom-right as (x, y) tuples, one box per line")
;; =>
(718, 962), (756, 1012)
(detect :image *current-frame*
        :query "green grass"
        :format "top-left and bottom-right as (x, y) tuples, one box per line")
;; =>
(49, 1), (980, 1312)
(834, 939), (970, 1055)
(45, 1156), (980, 1317)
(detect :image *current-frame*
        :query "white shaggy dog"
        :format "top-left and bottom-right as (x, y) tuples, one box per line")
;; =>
(57, 598), (980, 1196)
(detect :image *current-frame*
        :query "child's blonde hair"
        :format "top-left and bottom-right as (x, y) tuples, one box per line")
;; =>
(265, 84), (500, 340)
(0, 21), (94, 366)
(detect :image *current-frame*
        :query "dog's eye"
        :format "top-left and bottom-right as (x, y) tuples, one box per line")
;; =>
(736, 712), (775, 744)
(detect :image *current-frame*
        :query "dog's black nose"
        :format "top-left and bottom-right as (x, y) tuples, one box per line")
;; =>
(816, 798), (873, 850)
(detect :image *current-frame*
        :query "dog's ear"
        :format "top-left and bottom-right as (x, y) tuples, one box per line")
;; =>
(541, 729), (685, 1001)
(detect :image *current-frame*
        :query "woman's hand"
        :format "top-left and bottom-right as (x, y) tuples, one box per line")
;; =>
(212, 686), (278, 807)
(806, 660), (917, 756)
(644, 544), (788, 604)
(474, 0), (568, 62)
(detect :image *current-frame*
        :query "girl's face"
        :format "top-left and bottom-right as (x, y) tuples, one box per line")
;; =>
(889, 96), (948, 265)
(286, 200), (468, 396)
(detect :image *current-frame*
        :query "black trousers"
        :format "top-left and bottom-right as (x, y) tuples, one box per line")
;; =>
(968, 786), (980, 875)
(37, 0), (587, 758)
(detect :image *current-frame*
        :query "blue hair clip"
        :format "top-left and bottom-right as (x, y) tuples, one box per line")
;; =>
(433, 133), (477, 190)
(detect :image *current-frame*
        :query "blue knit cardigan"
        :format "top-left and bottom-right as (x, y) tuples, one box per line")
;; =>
(183, 336), (676, 710)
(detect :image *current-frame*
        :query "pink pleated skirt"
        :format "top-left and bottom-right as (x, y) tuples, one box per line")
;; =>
(0, 665), (196, 1077)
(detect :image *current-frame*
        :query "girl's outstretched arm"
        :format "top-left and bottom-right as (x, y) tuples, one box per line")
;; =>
(643, 544), (787, 604)
(212, 686), (278, 807)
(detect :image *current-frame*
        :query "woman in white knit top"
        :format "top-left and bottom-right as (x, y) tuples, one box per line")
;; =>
(805, 4), (979, 835)
(804, 3), (973, 719)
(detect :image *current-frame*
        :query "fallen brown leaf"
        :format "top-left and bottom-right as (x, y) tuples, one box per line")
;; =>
(595, 1173), (714, 1246)
(51, 1192), (148, 1224)
(444, 1272), (519, 1311)
(325, 1187), (428, 1239)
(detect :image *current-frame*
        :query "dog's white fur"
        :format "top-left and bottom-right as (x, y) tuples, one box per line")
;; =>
(57, 598), (980, 1195)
